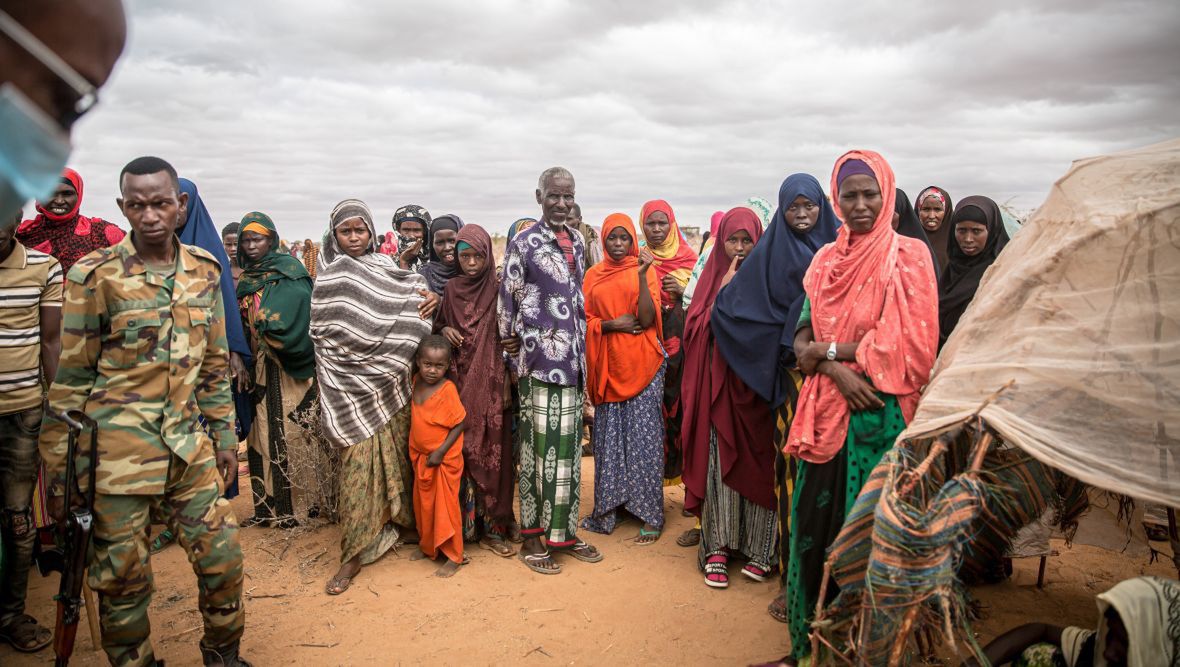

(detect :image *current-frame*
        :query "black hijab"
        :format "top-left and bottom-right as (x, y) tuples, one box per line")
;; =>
(937, 195), (1011, 348)
(417, 213), (465, 295)
(894, 188), (941, 280)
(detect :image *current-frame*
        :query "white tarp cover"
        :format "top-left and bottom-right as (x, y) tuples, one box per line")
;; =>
(900, 139), (1180, 508)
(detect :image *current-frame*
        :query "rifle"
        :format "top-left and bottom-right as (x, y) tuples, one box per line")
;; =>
(36, 409), (99, 667)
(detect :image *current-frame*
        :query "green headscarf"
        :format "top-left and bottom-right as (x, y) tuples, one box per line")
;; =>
(235, 212), (316, 379)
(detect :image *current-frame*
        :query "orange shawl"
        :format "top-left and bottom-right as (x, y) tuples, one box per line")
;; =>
(640, 199), (698, 303)
(584, 213), (664, 405)
(784, 150), (939, 464)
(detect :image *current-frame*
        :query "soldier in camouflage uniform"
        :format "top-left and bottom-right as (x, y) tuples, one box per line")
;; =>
(39, 157), (249, 667)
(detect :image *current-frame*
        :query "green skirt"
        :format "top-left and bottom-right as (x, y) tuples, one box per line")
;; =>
(785, 393), (906, 660)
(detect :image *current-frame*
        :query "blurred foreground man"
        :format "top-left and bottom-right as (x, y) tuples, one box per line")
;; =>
(41, 157), (249, 667)
(0, 0), (127, 220)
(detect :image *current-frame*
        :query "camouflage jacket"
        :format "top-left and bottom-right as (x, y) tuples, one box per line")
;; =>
(40, 234), (236, 496)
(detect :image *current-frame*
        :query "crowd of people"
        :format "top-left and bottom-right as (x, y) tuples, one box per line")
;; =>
(1, 4), (1174, 667)
(1, 142), (1028, 665)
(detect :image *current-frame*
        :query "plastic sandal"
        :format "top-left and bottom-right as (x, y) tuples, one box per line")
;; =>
(567, 540), (603, 563)
(519, 550), (562, 575)
(635, 527), (661, 545)
(704, 555), (728, 589)
(742, 563), (771, 582)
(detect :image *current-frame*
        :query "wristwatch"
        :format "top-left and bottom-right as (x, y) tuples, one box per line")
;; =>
(826, 342), (838, 361)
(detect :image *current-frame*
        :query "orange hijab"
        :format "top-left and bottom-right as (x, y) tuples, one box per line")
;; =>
(583, 213), (664, 405)
(784, 150), (939, 464)
(640, 199), (698, 303)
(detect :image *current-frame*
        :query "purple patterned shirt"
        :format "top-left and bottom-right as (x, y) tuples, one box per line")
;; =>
(497, 220), (586, 386)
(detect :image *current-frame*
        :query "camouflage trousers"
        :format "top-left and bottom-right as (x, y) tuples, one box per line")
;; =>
(88, 443), (244, 666)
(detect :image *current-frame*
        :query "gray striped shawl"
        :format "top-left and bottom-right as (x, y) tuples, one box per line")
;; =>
(310, 251), (432, 448)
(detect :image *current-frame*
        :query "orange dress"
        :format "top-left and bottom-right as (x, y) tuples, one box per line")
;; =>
(410, 378), (467, 563)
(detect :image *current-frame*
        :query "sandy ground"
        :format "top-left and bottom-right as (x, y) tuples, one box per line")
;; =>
(6, 456), (1176, 666)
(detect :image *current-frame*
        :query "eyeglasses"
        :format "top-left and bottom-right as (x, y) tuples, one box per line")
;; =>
(0, 10), (98, 128)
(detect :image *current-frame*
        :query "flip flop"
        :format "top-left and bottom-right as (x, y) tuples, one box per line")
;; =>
(635, 527), (661, 546)
(479, 536), (517, 558)
(0, 615), (52, 653)
(767, 595), (788, 623)
(519, 550), (562, 575)
(566, 540), (604, 563)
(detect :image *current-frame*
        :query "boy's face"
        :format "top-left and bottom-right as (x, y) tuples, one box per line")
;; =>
(417, 346), (450, 385)
(222, 232), (238, 259)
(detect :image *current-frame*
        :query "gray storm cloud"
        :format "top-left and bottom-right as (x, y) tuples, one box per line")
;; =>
(56, 0), (1180, 241)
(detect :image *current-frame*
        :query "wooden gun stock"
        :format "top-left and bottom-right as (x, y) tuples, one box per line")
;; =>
(49, 410), (98, 667)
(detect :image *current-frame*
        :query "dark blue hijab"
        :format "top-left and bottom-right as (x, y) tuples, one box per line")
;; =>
(178, 178), (251, 361)
(711, 173), (840, 407)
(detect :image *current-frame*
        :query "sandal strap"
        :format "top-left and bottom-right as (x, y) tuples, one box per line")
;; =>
(704, 562), (727, 575)
(522, 551), (552, 562)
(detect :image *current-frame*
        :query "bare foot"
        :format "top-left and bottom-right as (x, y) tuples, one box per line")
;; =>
(506, 522), (524, 544)
(435, 559), (461, 578)
(409, 548), (430, 562)
(326, 556), (361, 595)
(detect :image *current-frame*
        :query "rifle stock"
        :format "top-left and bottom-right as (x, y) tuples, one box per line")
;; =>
(49, 410), (98, 667)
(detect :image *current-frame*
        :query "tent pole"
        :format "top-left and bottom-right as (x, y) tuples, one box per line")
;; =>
(1168, 507), (1179, 579)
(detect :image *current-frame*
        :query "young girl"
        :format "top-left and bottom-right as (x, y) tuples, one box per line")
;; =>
(409, 335), (468, 577)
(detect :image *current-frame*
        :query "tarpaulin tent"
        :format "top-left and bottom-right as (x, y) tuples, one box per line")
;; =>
(811, 139), (1180, 665)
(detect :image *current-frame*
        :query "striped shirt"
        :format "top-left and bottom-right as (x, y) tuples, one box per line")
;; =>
(0, 243), (63, 414)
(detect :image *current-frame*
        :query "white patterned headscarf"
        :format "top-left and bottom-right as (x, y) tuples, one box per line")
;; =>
(1094, 575), (1180, 667)
(310, 198), (432, 447)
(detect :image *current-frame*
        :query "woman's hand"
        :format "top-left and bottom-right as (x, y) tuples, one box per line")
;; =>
(427, 449), (444, 467)
(822, 362), (885, 412)
(638, 248), (655, 273)
(398, 239), (422, 269)
(607, 313), (642, 334)
(418, 290), (440, 319)
(501, 337), (521, 354)
(796, 342), (824, 376)
(661, 274), (684, 300)
(442, 326), (464, 348)
(719, 255), (741, 289)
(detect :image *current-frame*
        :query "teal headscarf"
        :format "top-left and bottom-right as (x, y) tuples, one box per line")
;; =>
(235, 212), (316, 379)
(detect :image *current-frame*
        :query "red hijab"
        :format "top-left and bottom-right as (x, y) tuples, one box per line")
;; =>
(16, 168), (125, 270)
(681, 207), (776, 513)
(784, 150), (939, 464)
(583, 213), (664, 405)
(640, 199), (698, 303)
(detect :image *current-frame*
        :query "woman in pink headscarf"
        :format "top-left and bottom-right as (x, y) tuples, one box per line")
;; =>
(779, 150), (938, 664)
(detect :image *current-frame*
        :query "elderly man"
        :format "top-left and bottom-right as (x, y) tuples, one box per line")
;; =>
(41, 157), (248, 667)
(498, 166), (603, 574)
(0, 0), (127, 221)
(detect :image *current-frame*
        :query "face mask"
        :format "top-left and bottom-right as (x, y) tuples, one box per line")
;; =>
(0, 83), (72, 221)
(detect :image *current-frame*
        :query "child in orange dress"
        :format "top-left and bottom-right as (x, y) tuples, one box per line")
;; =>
(409, 335), (467, 577)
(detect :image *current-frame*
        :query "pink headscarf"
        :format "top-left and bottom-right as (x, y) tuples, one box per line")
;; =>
(709, 210), (724, 237)
(784, 150), (939, 464)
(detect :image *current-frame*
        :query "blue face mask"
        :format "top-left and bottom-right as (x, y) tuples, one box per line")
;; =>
(0, 83), (72, 221)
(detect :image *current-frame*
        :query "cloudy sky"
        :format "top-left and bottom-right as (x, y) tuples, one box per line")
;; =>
(54, 0), (1180, 240)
